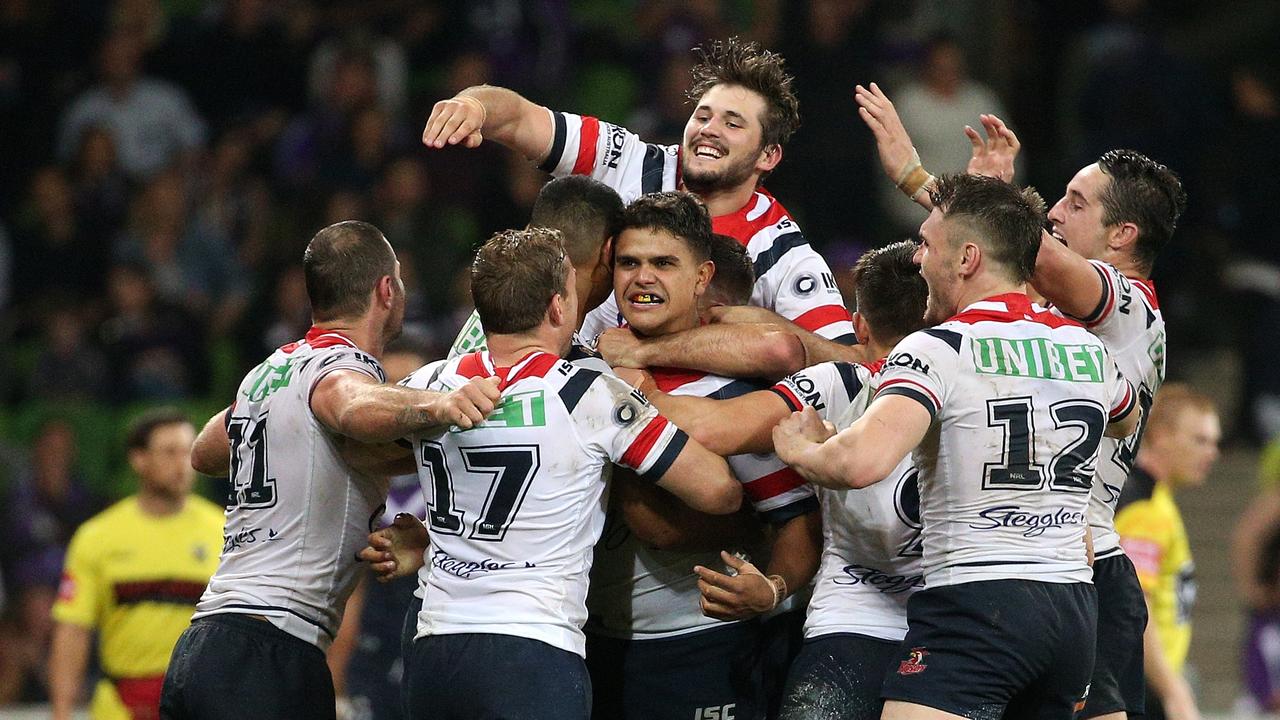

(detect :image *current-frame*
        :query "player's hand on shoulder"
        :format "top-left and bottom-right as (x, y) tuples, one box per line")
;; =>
(432, 376), (501, 430)
(597, 327), (648, 369)
(423, 95), (485, 149)
(359, 513), (429, 582)
(694, 551), (780, 620)
(772, 406), (836, 463)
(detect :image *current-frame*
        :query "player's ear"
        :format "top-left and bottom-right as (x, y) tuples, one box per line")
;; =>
(695, 259), (715, 296)
(959, 242), (981, 278)
(375, 275), (395, 309)
(757, 143), (782, 174)
(852, 311), (870, 345)
(1109, 221), (1140, 254)
(548, 291), (567, 327)
(597, 236), (614, 269)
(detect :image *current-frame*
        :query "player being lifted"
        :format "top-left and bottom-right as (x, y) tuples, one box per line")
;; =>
(160, 221), (500, 720)
(583, 192), (821, 720)
(423, 36), (854, 378)
(635, 240), (929, 720)
(397, 227), (742, 720)
(856, 81), (1186, 720)
(774, 174), (1139, 720)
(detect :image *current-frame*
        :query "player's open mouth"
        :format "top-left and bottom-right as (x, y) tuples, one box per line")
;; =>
(693, 143), (725, 160)
(629, 292), (664, 305)
(1049, 227), (1066, 244)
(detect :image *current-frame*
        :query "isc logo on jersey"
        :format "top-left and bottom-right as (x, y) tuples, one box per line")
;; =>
(450, 391), (546, 432)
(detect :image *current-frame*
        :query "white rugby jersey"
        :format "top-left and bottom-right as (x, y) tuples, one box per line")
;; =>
(1056, 261), (1165, 558)
(772, 360), (924, 642)
(194, 327), (390, 650)
(875, 293), (1137, 588)
(539, 110), (855, 343)
(586, 368), (817, 640)
(402, 350), (689, 657)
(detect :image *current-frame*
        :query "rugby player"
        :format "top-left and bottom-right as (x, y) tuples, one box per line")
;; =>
(584, 192), (820, 720)
(774, 174), (1139, 720)
(856, 82), (1185, 720)
(398, 227), (742, 719)
(160, 221), (500, 720)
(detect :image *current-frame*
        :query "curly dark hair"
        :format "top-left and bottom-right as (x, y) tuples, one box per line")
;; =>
(1096, 149), (1187, 273)
(929, 174), (1047, 284)
(686, 37), (801, 149)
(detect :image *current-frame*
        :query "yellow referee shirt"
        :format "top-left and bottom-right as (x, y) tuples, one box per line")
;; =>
(1115, 467), (1195, 673)
(53, 495), (224, 719)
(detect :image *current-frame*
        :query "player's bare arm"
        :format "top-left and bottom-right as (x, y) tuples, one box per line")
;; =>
(336, 437), (416, 477)
(1031, 227), (1108, 319)
(1106, 401), (1142, 439)
(422, 84), (555, 162)
(191, 407), (231, 476)
(358, 513), (429, 582)
(707, 304), (869, 365)
(651, 437), (743, 515)
(596, 323), (805, 381)
(646, 389), (790, 456)
(312, 371), (501, 443)
(855, 82), (1019, 209)
(615, 470), (763, 552)
(774, 398), (930, 490)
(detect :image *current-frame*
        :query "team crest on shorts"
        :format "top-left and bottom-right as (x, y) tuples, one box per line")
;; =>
(898, 647), (929, 675)
(1074, 683), (1091, 713)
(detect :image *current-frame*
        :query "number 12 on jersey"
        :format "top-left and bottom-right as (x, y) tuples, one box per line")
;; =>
(420, 441), (540, 542)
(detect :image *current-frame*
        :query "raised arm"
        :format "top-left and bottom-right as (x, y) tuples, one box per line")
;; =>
(774, 398), (930, 490)
(422, 84), (555, 162)
(311, 372), (501, 444)
(1031, 230), (1108, 320)
(855, 82), (1020, 210)
(596, 323), (806, 381)
(191, 408), (231, 476)
(854, 82), (936, 211)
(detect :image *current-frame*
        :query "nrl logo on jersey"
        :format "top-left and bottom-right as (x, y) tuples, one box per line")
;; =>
(452, 390), (546, 432)
(971, 337), (1105, 383)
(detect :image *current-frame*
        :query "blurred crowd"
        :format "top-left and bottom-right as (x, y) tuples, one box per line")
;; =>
(0, 0), (1278, 709)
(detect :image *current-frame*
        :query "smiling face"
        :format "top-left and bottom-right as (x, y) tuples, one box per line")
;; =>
(613, 227), (713, 337)
(1047, 163), (1112, 260)
(681, 83), (773, 195)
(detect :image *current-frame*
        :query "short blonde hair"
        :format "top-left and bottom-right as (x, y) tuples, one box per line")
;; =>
(1145, 383), (1216, 437)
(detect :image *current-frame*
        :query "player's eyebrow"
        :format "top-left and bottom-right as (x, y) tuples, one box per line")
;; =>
(694, 105), (749, 125)
(1068, 188), (1088, 205)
